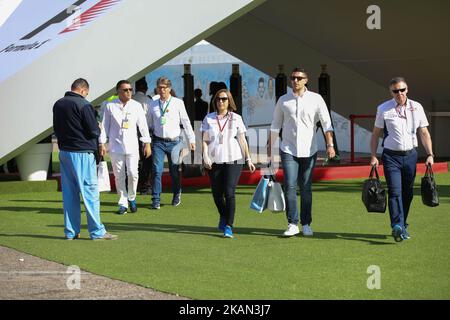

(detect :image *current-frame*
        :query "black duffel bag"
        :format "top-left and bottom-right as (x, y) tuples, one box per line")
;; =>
(421, 164), (439, 207)
(362, 165), (387, 213)
(181, 151), (205, 178)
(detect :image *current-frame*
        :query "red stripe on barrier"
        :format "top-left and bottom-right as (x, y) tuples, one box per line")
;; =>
(51, 162), (448, 191)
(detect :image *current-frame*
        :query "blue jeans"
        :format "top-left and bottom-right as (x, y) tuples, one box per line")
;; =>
(382, 149), (417, 229)
(59, 151), (106, 239)
(281, 151), (317, 226)
(151, 137), (182, 203)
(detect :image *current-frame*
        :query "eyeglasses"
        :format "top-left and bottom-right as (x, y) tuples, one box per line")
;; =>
(392, 88), (407, 94)
(158, 86), (170, 90)
(121, 88), (133, 92)
(291, 76), (307, 81)
(216, 97), (228, 102)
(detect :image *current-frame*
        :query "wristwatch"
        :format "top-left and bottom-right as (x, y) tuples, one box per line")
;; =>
(326, 144), (334, 148)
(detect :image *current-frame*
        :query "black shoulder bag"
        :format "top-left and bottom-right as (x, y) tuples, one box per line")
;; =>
(421, 164), (439, 207)
(362, 165), (387, 213)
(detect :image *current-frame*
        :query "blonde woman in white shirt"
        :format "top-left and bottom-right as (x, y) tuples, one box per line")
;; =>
(99, 80), (151, 215)
(201, 89), (256, 238)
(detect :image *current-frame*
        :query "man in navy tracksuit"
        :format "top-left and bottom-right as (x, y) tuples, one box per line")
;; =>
(53, 78), (117, 240)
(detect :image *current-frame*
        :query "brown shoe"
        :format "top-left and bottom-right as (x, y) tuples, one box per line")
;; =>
(66, 233), (80, 240)
(93, 232), (118, 240)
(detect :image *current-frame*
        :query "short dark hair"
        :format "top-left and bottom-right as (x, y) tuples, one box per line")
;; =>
(116, 80), (131, 91)
(291, 67), (308, 77)
(194, 88), (202, 98)
(209, 81), (227, 97)
(71, 78), (89, 90)
(135, 77), (148, 92)
(389, 77), (407, 87)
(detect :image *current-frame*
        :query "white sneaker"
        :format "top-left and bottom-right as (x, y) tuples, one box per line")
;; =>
(283, 224), (300, 237)
(302, 224), (313, 236)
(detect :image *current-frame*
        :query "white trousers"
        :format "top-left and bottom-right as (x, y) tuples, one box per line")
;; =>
(110, 152), (139, 207)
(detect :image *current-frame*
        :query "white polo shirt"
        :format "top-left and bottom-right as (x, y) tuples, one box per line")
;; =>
(147, 96), (195, 144)
(374, 98), (429, 151)
(270, 89), (333, 157)
(201, 112), (247, 164)
(99, 98), (151, 155)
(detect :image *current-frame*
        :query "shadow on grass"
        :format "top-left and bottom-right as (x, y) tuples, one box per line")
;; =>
(3, 200), (173, 215)
(0, 233), (90, 241)
(0, 206), (62, 214)
(413, 184), (450, 198)
(40, 222), (392, 244)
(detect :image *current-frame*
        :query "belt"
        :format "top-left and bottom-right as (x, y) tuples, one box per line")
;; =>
(153, 135), (180, 142)
(384, 148), (415, 156)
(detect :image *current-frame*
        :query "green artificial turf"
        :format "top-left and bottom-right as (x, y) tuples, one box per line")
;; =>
(0, 173), (449, 299)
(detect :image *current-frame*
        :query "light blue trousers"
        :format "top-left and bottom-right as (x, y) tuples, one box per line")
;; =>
(59, 151), (106, 239)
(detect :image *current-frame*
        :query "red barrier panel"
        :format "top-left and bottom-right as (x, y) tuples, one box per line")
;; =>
(53, 162), (448, 191)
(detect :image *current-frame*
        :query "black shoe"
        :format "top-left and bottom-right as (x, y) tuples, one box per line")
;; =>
(172, 193), (181, 206)
(129, 200), (137, 213)
(151, 202), (161, 210)
(116, 206), (127, 215)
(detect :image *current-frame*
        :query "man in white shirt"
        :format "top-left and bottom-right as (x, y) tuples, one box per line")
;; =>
(269, 67), (335, 237)
(99, 80), (151, 214)
(133, 77), (153, 195)
(370, 77), (434, 242)
(147, 77), (195, 209)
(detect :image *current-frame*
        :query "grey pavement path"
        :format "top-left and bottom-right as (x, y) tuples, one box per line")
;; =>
(0, 245), (188, 300)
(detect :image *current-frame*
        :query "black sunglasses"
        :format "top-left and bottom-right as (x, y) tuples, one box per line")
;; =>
(291, 76), (307, 81)
(121, 88), (133, 92)
(392, 88), (407, 94)
(216, 97), (228, 102)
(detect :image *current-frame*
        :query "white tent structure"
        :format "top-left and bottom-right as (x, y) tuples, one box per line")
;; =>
(1, 0), (449, 166)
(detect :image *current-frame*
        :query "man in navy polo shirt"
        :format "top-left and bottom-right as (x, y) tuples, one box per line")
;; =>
(53, 78), (117, 240)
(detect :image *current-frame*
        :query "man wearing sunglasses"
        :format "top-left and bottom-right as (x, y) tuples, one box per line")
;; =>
(99, 80), (152, 215)
(370, 77), (434, 242)
(269, 67), (335, 237)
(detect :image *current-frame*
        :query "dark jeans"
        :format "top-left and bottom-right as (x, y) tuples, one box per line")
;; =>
(382, 148), (417, 229)
(208, 163), (243, 227)
(138, 140), (152, 193)
(281, 151), (317, 226)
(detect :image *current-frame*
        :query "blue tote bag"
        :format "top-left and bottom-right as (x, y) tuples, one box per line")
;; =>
(250, 175), (271, 213)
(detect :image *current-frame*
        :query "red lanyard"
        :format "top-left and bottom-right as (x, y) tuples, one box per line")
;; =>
(216, 113), (230, 133)
(396, 105), (406, 119)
